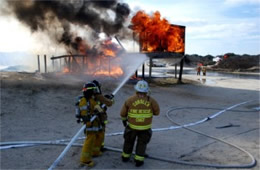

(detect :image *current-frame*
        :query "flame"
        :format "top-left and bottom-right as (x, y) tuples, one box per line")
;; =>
(101, 39), (119, 57)
(94, 67), (123, 77)
(103, 49), (116, 57)
(63, 67), (70, 73)
(131, 11), (185, 53)
(62, 38), (124, 78)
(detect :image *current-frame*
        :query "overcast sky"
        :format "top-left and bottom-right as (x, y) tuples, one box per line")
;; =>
(0, 0), (259, 56)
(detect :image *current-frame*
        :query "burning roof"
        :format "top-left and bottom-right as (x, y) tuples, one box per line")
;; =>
(131, 11), (185, 53)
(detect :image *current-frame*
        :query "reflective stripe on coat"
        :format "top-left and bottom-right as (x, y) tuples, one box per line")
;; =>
(120, 94), (160, 130)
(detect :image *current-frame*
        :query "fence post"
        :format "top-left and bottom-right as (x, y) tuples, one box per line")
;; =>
(175, 64), (177, 78)
(149, 58), (152, 79)
(52, 56), (54, 72)
(37, 55), (40, 72)
(44, 54), (47, 73)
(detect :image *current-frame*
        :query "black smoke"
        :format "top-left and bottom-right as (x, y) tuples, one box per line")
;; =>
(3, 0), (130, 51)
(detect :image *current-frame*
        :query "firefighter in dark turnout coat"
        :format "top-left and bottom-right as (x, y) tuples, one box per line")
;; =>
(120, 80), (160, 167)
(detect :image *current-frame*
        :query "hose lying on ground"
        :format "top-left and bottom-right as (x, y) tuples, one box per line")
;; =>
(163, 102), (257, 168)
(0, 101), (258, 168)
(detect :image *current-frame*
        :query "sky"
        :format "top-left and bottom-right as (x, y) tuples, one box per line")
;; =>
(0, 0), (259, 56)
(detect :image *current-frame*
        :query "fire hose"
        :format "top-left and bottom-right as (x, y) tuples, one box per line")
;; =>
(1, 101), (258, 168)
(161, 104), (257, 168)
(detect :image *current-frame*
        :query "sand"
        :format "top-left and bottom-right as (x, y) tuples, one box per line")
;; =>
(0, 71), (259, 169)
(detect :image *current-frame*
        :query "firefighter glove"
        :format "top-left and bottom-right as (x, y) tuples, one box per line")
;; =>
(103, 105), (108, 111)
(76, 118), (81, 124)
(122, 120), (127, 127)
(86, 122), (92, 127)
(105, 94), (114, 99)
(94, 104), (103, 113)
(111, 98), (115, 104)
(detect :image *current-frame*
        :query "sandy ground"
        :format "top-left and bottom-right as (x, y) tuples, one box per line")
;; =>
(0, 71), (259, 170)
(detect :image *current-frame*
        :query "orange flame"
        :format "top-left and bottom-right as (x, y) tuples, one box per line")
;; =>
(63, 67), (70, 73)
(131, 11), (185, 53)
(103, 49), (116, 57)
(62, 38), (124, 77)
(94, 67), (123, 78)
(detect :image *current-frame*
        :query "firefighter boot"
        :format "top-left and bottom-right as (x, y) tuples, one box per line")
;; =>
(121, 156), (130, 162)
(80, 160), (95, 168)
(92, 151), (103, 157)
(100, 145), (107, 152)
(135, 160), (144, 167)
(122, 152), (131, 162)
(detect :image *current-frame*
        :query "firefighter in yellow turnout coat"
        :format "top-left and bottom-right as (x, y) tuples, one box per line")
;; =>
(120, 80), (160, 167)
(75, 81), (113, 167)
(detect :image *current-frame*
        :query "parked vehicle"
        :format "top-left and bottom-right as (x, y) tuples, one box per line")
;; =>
(147, 59), (167, 67)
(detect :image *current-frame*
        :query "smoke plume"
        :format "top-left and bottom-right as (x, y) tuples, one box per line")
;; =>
(3, 0), (130, 52)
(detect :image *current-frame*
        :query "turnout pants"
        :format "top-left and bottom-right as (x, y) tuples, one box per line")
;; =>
(80, 131), (103, 163)
(101, 127), (106, 149)
(122, 126), (152, 162)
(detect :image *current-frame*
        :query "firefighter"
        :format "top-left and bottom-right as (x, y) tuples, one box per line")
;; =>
(75, 81), (114, 167)
(92, 80), (111, 152)
(197, 63), (202, 75)
(120, 80), (160, 167)
(202, 66), (207, 76)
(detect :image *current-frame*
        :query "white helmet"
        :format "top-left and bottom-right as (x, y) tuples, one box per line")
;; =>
(135, 80), (149, 93)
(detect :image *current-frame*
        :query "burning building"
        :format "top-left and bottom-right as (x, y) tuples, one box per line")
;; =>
(130, 11), (185, 81)
(51, 37), (126, 78)
(131, 11), (185, 53)
(3, 0), (185, 81)
(50, 10), (185, 82)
